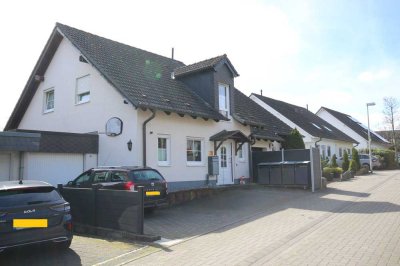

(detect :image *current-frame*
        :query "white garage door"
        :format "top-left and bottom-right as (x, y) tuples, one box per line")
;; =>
(0, 153), (11, 181)
(24, 153), (84, 186)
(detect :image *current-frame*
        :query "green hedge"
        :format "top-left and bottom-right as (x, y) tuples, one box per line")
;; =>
(322, 167), (343, 179)
(373, 149), (397, 169)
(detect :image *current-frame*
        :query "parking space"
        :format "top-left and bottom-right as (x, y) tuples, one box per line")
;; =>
(0, 235), (146, 266)
(144, 185), (311, 241)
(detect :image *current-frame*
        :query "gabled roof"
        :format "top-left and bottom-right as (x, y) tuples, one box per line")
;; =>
(209, 130), (250, 142)
(233, 89), (292, 139)
(319, 107), (390, 145)
(252, 94), (357, 143)
(5, 23), (227, 130)
(174, 54), (239, 78)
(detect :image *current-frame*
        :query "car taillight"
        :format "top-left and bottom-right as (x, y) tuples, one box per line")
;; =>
(50, 203), (70, 212)
(65, 221), (73, 231)
(372, 158), (377, 162)
(124, 181), (135, 191)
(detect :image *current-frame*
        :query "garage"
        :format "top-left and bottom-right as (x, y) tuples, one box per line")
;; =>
(0, 130), (98, 185)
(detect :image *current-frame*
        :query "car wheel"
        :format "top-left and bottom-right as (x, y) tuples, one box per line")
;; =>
(362, 164), (370, 171)
(57, 239), (72, 250)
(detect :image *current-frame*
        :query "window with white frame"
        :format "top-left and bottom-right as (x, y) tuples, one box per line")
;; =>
(218, 83), (229, 116)
(237, 143), (246, 162)
(321, 145), (327, 159)
(327, 146), (331, 157)
(339, 148), (343, 157)
(157, 135), (170, 166)
(186, 138), (203, 165)
(44, 89), (54, 113)
(76, 75), (90, 104)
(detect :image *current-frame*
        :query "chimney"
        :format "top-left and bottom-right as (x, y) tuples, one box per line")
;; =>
(306, 104), (309, 110)
(171, 47), (174, 60)
(260, 89), (263, 96)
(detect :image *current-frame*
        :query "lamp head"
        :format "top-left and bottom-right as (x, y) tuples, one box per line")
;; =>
(366, 102), (376, 107)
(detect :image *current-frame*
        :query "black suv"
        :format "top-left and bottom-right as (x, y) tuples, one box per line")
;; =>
(66, 167), (168, 209)
(0, 180), (73, 252)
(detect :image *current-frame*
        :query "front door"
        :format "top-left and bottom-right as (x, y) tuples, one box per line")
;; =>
(217, 143), (233, 185)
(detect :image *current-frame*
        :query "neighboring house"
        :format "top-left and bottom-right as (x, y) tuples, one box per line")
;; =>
(250, 94), (357, 159)
(3, 23), (291, 190)
(375, 129), (400, 150)
(317, 107), (390, 150)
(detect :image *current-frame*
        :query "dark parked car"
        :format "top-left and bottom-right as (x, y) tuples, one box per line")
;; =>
(65, 167), (168, 209)
(0, 180), (73, 252)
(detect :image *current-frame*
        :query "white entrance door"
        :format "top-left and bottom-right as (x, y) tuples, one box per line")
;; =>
(0, 153), (11, 181)
(217, 143), (233, 185)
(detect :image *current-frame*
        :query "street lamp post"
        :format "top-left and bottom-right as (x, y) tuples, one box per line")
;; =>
(367, 102), (376, 173)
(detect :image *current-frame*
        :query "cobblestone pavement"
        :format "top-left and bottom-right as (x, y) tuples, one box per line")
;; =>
(0, 235), (145, 266)
(132, 170), (400, 265)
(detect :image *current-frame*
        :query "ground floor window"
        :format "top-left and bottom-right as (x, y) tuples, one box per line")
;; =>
(187, 138), (203, 165)
(158, 135), (170, 166)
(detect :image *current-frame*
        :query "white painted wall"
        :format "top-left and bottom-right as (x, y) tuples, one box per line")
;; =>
(139, 110), (251, 184)
(317, 108), (387, 150)
(0, 152), (20, 181)
(18, 37), (139, 167)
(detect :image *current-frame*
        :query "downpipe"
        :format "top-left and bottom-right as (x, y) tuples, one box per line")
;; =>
(142, 109), (156, 167)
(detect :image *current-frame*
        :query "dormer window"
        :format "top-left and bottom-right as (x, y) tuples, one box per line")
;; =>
(218, 83), (230, 117)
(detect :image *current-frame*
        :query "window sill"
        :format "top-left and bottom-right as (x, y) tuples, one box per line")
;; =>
(75, 100), (90, 106)
(186, 162), (205, 167)
(157, 162), (171, 167)
(43, 109), (54, 114)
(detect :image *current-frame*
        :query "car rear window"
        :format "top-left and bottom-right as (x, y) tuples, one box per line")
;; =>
(0, 186), (62, 208)
(129, 170), (164, 182)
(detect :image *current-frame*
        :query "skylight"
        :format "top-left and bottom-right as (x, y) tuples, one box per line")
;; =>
(311, 123), (322, 130)
(323, 125), (332, 132)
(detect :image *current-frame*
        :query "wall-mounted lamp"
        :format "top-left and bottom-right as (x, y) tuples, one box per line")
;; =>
(127, 139), (132, 151)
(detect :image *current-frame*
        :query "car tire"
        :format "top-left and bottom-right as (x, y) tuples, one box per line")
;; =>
(362, 164), (370, 171)
(57, 239), (72, 250)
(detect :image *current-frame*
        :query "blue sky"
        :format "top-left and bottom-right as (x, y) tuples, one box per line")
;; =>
(0, 0), (399, 131)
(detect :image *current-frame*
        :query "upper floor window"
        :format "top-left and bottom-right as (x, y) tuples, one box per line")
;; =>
(44, 88), (54, 113)
(218, 83), (230, 116)
(76, 75), (90, 104)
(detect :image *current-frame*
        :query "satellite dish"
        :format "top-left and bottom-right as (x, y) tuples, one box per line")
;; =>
(105, 117), (123, 136)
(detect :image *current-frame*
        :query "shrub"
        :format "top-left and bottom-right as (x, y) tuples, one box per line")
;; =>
(351, 148), (361, 171)
(349, 159), (357, 172)
(321, 157), (329, 169)
(372, 149), (396, 169)
(282, 128), (305, 149)
(330, 154), (338, 168)
(342, 151), (350, 171)
(322, 167), (343, 179)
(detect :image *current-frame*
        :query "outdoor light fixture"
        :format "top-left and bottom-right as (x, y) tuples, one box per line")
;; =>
(366, 102), (376, 173)
(127, 139), (132, 151)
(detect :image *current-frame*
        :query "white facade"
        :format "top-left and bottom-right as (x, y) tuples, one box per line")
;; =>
(14, 36), (280, 190)
(250, 95), (354, 158)
(317, 108), (388, 150)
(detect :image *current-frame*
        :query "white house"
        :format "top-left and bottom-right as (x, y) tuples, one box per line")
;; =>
(316, 107), (390, 150)
(3, 23), (292, 191)
(250, 94), (357, 159)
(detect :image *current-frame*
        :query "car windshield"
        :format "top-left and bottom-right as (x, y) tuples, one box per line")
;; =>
(0, 186), (62, 208)
(129, 170), (164, 182)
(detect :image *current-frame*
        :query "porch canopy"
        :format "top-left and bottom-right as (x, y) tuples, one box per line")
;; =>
(209, 130), (250, 155)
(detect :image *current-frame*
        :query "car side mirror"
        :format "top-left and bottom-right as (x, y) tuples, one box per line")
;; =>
(67, 181), (73, 186)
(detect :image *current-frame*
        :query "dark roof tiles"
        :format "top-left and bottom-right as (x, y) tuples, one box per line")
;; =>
(252, 94), (357, 143)
(56, 23), (226, 121)
(321, 107), (390, 144)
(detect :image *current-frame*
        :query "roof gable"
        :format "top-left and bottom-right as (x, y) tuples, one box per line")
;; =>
(174, 54), (239, 78)
(252, 94), (357, 143)
(320, 107), (390, 144)
(5, 23), (227, 130)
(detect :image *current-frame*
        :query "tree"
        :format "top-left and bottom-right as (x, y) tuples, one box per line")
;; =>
(352, 148), (361, 171)
(330, 154), (338, 168)
(342, 151), (350, 171)
(383, 97), (399, 156)
(282, 128), (305, 149)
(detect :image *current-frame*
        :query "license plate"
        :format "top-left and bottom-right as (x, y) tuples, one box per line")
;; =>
(13, 219), (48, 228)
(146, 191), (160, 196)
